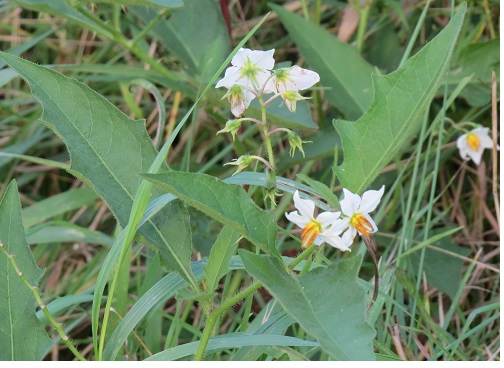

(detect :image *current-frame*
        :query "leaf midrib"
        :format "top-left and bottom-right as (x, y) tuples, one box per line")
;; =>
(22, 69), (192, 280)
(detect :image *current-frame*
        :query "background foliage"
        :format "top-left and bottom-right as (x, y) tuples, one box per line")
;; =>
(0, 0), (500, 361)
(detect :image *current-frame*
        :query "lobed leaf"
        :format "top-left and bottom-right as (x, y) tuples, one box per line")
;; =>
(143, 171), (280, 256)
(240, 250), (376, 360)
(333, 4), (466, 193)
(0, 180), (51, 360)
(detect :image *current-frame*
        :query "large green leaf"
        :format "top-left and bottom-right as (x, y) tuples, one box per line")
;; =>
(271, 3), (374, 120)
(239, 250), (375, 360)
(0, 51), (195, 283)
(134, 0), (231, 74)
(333, 5), (466, 193)
(143, 171), (279, 256)
(0, 180), (51, 360)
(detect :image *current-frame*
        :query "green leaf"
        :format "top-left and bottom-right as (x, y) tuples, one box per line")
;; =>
(270, 3), (374, 120)
(0, 51), (195, 283)
(333, 5), (466, 193)
(204, 226), (240, 293)
(26, 222), (114, 246)
(0, 180), (51, 360)
(143, 171), (279, 256)
(22, 187), (98, 228)
(145, 332), (319, 361)
(134, 0), (230, 74)
(239, 250), (376, 360)
(247, 99), (318, 131)
(410, 228), (471, 300)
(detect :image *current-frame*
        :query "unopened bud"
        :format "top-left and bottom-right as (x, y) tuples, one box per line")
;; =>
(224, 155), (254, 176)
(287, 131), (311, 158)
(217, 119), (242, 141)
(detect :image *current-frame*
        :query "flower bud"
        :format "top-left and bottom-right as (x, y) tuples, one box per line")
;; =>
(217, 119), (242, 141)
(287, 131), (311, 158)
(224, 155), (254, 176)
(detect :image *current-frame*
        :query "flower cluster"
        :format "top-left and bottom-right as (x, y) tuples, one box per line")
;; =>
(215, 48), (320, 117)
(285, 186), (385, 251)
(456, 127), (498, 165)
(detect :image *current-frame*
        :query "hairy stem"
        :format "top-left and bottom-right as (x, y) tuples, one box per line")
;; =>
(0, 242), (87, 361)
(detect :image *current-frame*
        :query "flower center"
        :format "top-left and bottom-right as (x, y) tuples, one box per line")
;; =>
(350, 214), (374, 237)
(240, 59), (261, 87)
(301, 221), (321, 248)
(466, 133), (480, 152)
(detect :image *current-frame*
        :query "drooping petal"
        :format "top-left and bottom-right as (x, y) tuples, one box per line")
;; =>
(358, 185), (385, 213)
(288, 66), (320, 91)
(466, 146), (484, 165)
(340, 188), (361, 216)
(285, 211), (311, 228)
(475, 128), (495, 149)
(319, 231), (351, 251)
(456, 133), (468, 150)
(362, 213), (378, 233)
(341, 226), (357, 247)
(292, 190), (315, 220)
(315, 211), (341, 229)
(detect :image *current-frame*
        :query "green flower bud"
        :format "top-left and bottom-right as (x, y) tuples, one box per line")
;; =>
(224, 154), (254, 176)
(287, 131), (311, 158)
(217, 119), (242, 141)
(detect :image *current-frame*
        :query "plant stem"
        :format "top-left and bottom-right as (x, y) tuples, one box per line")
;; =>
(194, 243), (318, 360)
(356, 1), (373, 52)
(0, 242), (87, 361)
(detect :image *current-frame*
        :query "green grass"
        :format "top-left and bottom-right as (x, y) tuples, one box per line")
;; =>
(0, 0), (499, 361)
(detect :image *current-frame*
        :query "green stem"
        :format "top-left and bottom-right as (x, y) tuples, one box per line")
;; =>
(130, 8), (171, 48)
(194, 243), (318, 360)
(0, 242), (87, 361)
(356, 1), (372, 52)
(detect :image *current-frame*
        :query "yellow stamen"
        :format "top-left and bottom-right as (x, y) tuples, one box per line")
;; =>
(466, 133), (480, 152)
(301, 221), (321, 248)
(351, 214), (373, 237)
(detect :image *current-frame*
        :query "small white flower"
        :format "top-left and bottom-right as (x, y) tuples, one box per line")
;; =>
(339, 186), (385, 246)
(456, 127), (497, 165)
(285, 190), (349, 251)
(273, 65), (320, 93)
(216, 48), (276, 93)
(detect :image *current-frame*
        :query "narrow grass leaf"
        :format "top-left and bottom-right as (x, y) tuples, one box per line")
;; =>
(0, 180), (51, 360)
(333, 4), (466, 193)
(240, 250), (375, 360)
(145, 333), (319, 361)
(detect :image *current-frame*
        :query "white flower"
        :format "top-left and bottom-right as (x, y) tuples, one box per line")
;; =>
(216, 48), (276, 93)
(222, 85), (256, 117)
(273, 65), (320, 93)
(339, 186), (385, 246)
(285, 190), (350, 251)
(456, 127), (497, 165)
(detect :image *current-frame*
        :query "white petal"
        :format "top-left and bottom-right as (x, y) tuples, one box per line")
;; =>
(293, 190), (315, 220)
(246, 49), (275, 70)
(285, 211), (310, 228)
(288, 66), (320, 90)
(362, 213), (378, 233)
(284, 97), (295, 112)
(358, 185), (385, 214)
(341, 227), (357, 247)
(253, 70), (275, 92)
(340, 188), (361, 216)
(467, 146), (484, 165)
(313, 236), (324, 246)
(478, 133), (494, 149)
(315, 211), (341, 229)
(231, 48), (252, 67)
(216, 66), (241, 88)
(319, 231), (350, 251)
(330, 218), (350, 233)
(262, 77), (276, 94)
(456, 133), (468, 149)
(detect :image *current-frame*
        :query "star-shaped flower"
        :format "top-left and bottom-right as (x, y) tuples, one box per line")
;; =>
(339, 186), (385, 246)
(285, 190), (349, 251)
(456, 127), (497, 165)
(216, 48), (276, 93)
